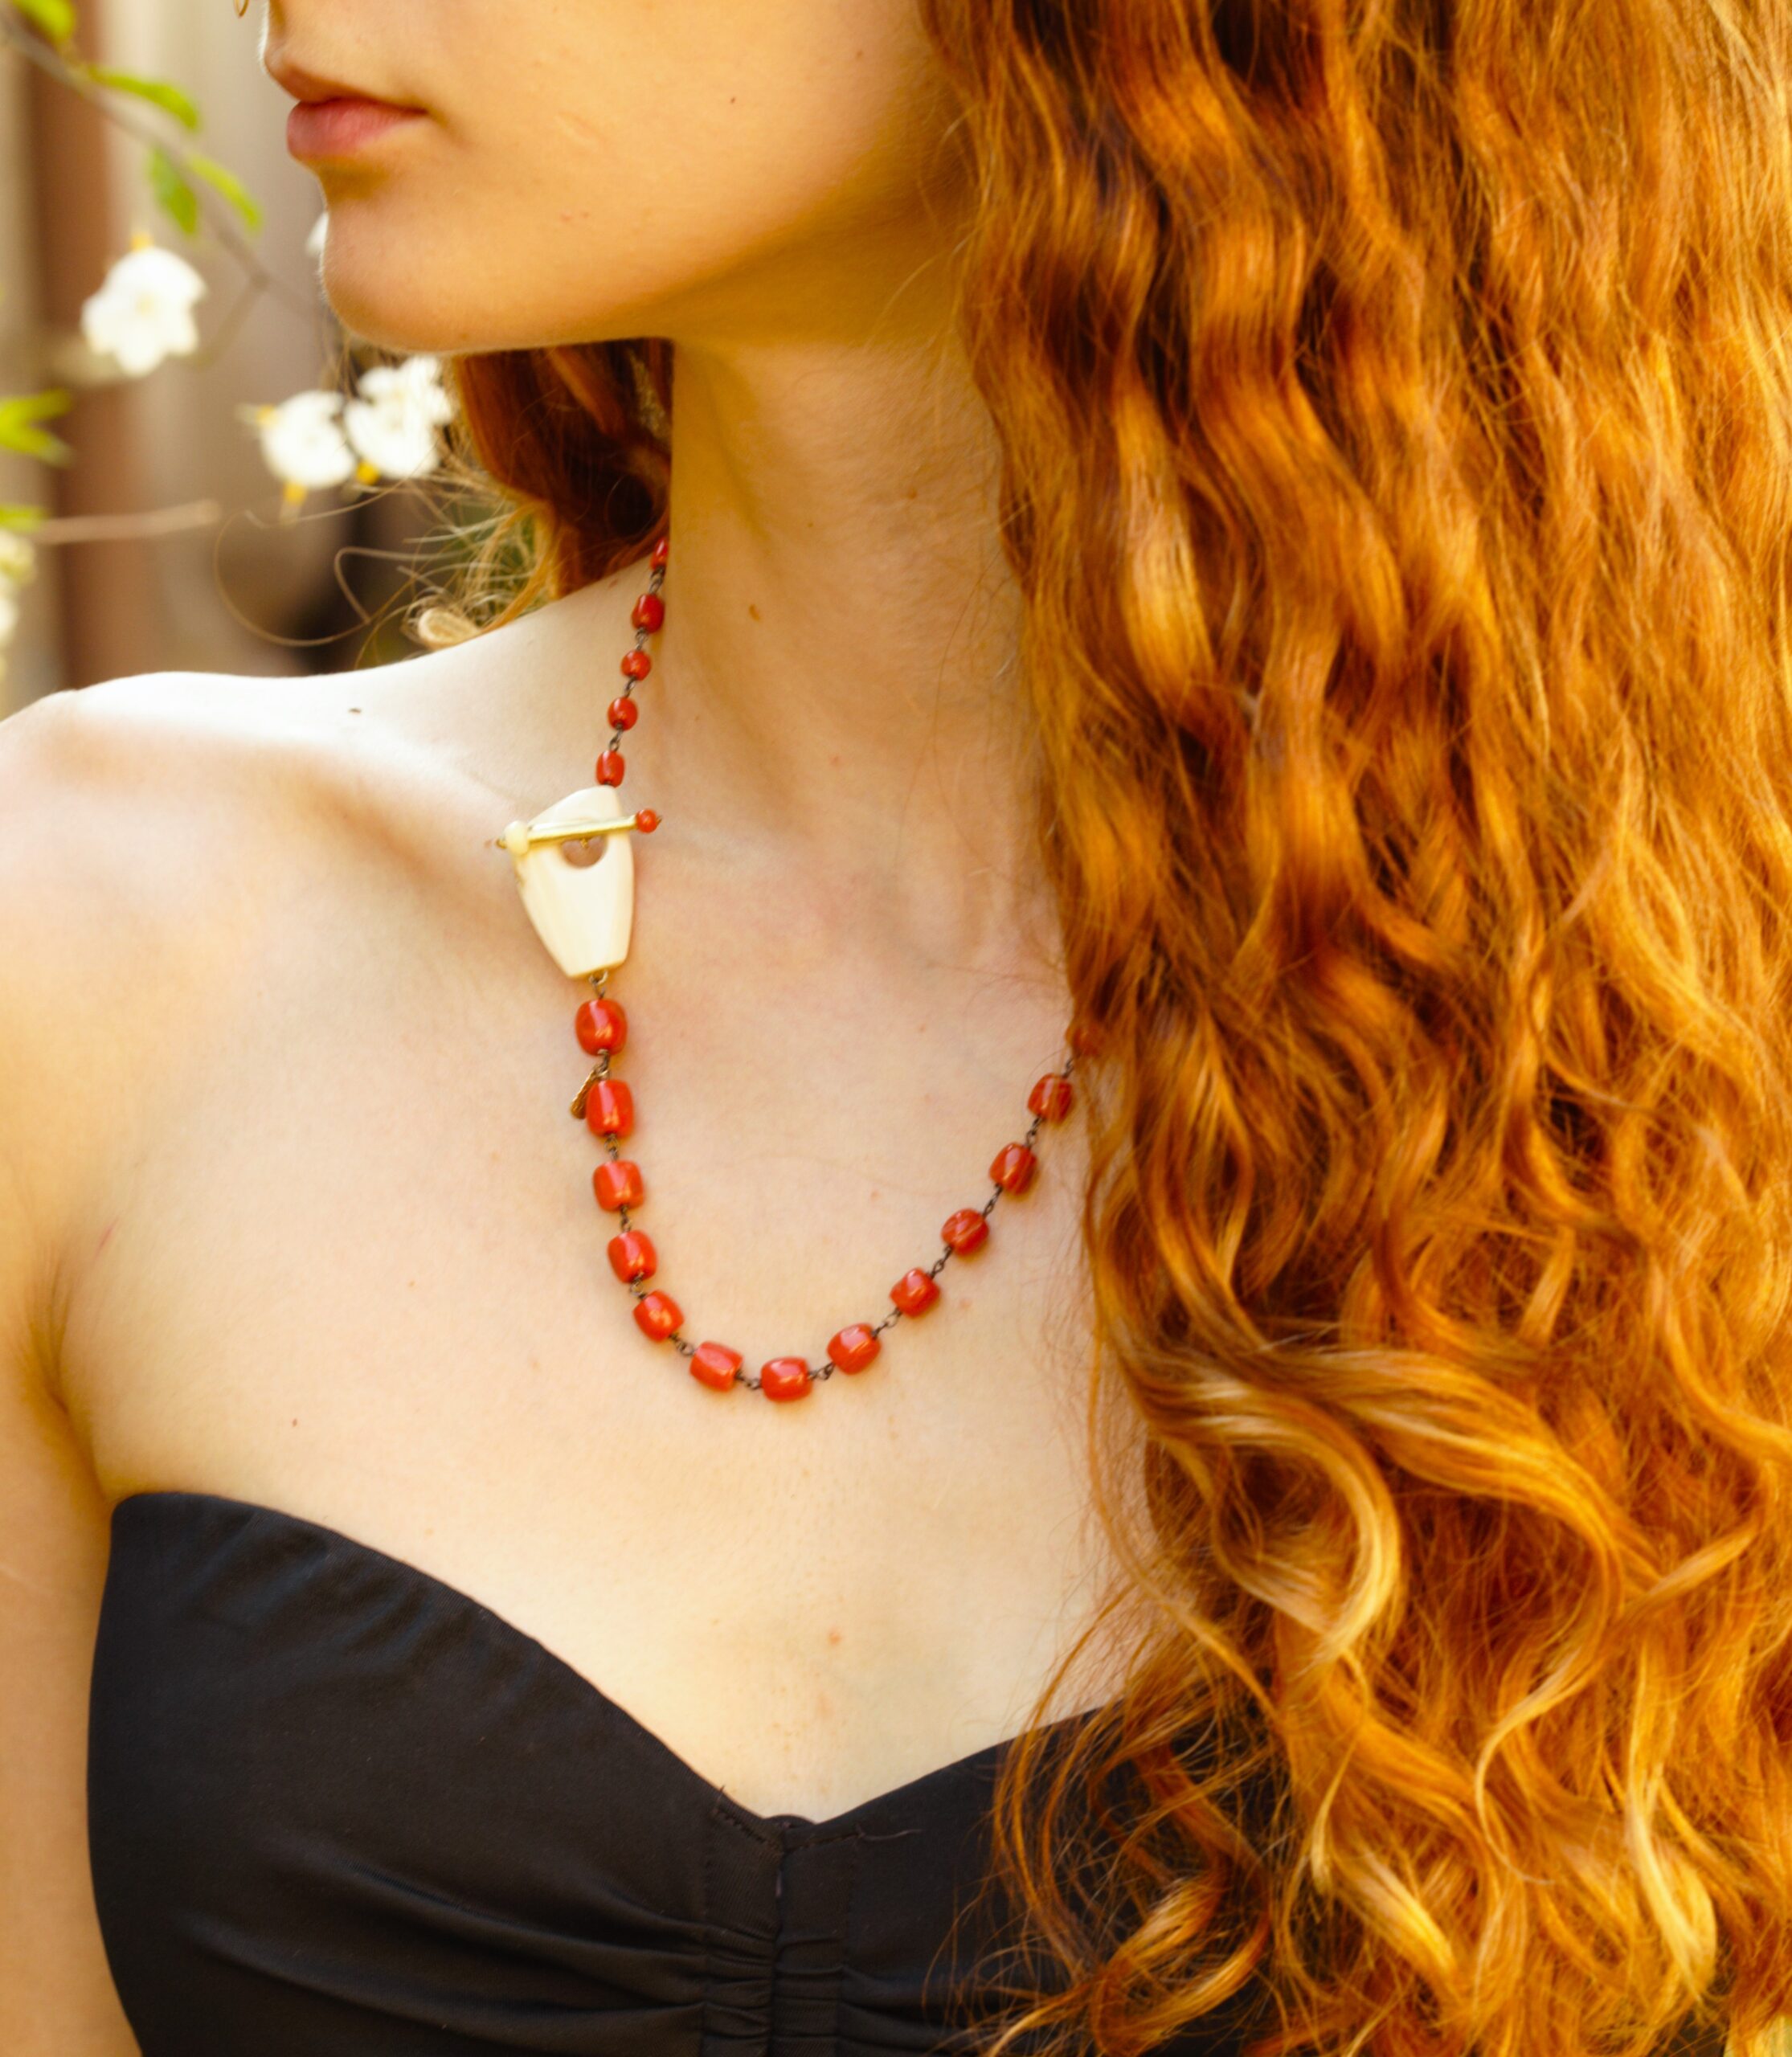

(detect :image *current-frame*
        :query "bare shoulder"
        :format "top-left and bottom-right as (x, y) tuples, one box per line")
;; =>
(0, 667), (356, 1038)
(0, 562), (648, 1267)
(0, 665), (456, 1263)
(0, 662), (374, 894)
(0, 648), (499, 912)
(0, 659), (441, 865)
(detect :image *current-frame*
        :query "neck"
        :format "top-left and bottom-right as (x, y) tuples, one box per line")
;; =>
(619, 321), (1047, 969)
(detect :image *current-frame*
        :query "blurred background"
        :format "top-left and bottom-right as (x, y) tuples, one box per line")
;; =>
(0, 0), (434, 718)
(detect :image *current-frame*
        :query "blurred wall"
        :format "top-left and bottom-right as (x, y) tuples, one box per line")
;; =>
(5, 0), (408, 711)
(0, 35), (59, 709)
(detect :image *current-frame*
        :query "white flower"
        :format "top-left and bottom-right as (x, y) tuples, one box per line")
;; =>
(342, 354), (452, 480)
(306, 210), (329, 259)
(0, 532), (33, 650)
(80, 239), (207, 378)
(243, 390), (358, 497)
(0, 534), (35, 587)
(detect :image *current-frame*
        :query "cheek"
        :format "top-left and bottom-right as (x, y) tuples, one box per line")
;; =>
(313, 0), (956, 355)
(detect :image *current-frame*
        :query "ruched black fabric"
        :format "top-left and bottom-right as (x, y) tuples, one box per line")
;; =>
(88, 1493), (1729, 2057)
(89, 1492), (1278, 2055)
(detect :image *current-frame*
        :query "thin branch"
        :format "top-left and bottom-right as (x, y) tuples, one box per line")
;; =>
(0, 14), (316, 322)
(186, 270), (267, 370)
(31, 497), (223, 542)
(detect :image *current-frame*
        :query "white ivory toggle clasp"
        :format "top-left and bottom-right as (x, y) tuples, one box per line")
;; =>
(498, 813), (648, 855)
(494, 784), (642, 979)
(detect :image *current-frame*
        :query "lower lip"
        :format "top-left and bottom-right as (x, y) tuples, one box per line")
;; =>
(286, 97), (424, 162)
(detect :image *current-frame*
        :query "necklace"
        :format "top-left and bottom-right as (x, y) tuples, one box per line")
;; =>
(496, 537), (1078, 1400)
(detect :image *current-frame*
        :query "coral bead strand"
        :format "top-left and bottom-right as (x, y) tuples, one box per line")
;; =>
(559, 534), (1087, 1398)
(843, 1062), (1073, 1363)
(594, 543), (669, 791)
(579, 995), (1077, 1397)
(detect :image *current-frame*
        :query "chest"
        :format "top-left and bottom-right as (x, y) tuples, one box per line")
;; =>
(62, 831), (1112, 1822)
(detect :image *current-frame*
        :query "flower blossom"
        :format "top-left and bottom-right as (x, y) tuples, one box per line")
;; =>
(343, 355), (453, 481)
(80, 235), (207, 378)
(0, 534), (34, 682)
(241, 391), (357, 508)
(0, 534), (36, 587)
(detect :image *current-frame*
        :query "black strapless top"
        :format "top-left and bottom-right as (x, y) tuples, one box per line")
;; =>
(89, 1492), (1279, 2055)
(87, 1493), (1729, 2057)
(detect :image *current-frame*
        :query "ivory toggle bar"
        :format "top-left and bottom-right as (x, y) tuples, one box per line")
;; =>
(497, 814), (650, 856)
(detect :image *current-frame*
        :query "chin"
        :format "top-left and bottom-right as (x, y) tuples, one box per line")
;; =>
(317, 252), (473, 356)
(310, 202), (502, 355)
(311, 193), (686, 358)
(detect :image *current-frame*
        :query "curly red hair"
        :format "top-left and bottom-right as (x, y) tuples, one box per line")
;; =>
(438, 1), (1792, 2050)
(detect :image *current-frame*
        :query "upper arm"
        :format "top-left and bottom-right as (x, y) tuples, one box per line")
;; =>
(0, 685), (147, 2055)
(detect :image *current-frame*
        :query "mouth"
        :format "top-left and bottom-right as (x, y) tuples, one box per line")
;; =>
(265, 54), (428, 164)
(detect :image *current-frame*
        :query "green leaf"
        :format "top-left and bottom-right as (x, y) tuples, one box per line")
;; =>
(147, 142), (198, 236)
(186, 152), (264, 237)
(0, 505), (47, 532)
(0, 388), (71, 423)
(86, 65), (201, 131)
(0, 389), (72, 465)
(9, 0), (77, 45)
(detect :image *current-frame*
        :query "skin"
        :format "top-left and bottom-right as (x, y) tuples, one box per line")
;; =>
(0, 5), (1124, 2048)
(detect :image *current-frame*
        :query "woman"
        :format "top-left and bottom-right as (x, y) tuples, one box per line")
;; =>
(2, 0), (1789, 2051)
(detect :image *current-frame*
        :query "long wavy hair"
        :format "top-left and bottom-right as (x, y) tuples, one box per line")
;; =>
(429, 1), (1792, 2050)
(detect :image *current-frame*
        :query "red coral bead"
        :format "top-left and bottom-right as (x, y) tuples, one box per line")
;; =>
(990, 1144), (1037, 1195)
(575, 996), (627, 1055)
(829, 1323), (881, 1374)
(593, 1159), (644, 1210)
(596, 751), (626, 787)
(634, 809), (660, 833)
(1028, 1074), (1074, 1122)
(691, 1341), (742, 1392)
(1069, 1020), (1102, 1058)
(608, 696), (639, 731)
(632, 591), (665, 632)
(760, 1356), (813, 1401)
(634, 1289), (681, 1341)
(891, 1268), (941, 1315)
(651, 537), (670, 568)
(585, 1078), (634, 1139)
(607, 1230), (657, 1282)
(620, 649), (653, 681)
(942, 1208), (989, 1254)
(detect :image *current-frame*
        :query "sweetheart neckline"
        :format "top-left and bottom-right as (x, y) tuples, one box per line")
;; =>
(108, 1488), (1106, 1838)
